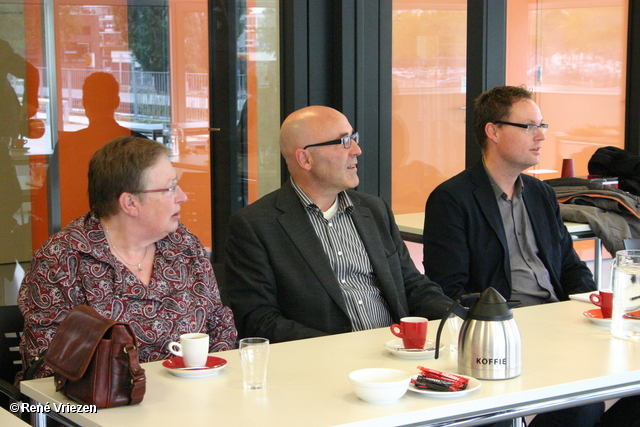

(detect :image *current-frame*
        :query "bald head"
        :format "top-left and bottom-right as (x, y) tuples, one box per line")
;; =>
(278, 106), (360, 209)
(279, 106), (350, 162)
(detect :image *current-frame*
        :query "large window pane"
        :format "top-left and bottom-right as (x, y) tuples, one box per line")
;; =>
(506, 0), (628, 178)
(1, 0), (282, 304)
(1, 0), (46, 305)
(506, 0), (628, 261)
(49, 1), (211, 246)
(391, 0), (467, 228)
(239, 1), (280, 205)
(1, 0), (214, 304)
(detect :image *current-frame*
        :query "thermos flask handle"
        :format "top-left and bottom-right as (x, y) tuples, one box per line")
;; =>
(434, 299), (461, 360)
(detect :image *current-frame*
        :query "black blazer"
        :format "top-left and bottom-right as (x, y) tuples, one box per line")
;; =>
(225, 180), (453, 343)
(423, 161), (596, 302)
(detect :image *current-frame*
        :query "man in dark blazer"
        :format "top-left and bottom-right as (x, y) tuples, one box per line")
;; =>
(423, 86), (602, 427)
(423, 160), (596, 303)
(225, 105), (452, 343)
(424, 85), (596, 304)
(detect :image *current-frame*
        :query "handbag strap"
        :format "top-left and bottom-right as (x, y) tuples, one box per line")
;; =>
(22, 350), (47, 380)
(124, 341), (146, 404)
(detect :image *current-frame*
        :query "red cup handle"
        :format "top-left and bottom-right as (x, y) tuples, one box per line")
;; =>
(589, 293), (602, 307)
(390, 324), (404, 338)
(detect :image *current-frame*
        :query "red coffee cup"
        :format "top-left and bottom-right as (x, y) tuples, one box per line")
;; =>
(561, 158), (576, 178)
(590, 291), (613, 318)
(390, 317), (428, 349)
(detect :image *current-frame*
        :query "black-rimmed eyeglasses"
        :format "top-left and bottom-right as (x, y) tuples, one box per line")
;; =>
(303, 132), (359, 150)
(493, 121), (548, 135)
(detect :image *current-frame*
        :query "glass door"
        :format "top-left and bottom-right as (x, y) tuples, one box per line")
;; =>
(391, 0), (467, 242)
(506, 0), (628, 178)
(506, 0), (628, 262)
(1, 0), (213, 304)
(391, 0), (467, 254)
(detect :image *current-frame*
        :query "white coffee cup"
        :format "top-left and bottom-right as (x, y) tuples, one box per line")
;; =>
(168, 333), (209, 367)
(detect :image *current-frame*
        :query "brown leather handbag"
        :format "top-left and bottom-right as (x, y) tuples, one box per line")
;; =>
(44, 305), (146, 408)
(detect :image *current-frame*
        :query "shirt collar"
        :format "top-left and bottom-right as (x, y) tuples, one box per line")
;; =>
(483, 159), (524, 200)
(290, 178), (354, 214)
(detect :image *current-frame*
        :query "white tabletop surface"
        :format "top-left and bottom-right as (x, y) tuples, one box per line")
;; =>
(21, 301), (640, 427)
(0, 408), (30, 427)
(395, 212), (425, 235)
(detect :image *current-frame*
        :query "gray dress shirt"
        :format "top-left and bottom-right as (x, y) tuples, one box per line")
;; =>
(487, 171), (559, 306)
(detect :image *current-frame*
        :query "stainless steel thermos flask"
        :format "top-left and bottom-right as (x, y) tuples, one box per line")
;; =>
(435, 287), (522, 380)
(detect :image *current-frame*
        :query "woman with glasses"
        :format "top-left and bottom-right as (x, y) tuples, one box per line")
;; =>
(17, 136), (236, 381)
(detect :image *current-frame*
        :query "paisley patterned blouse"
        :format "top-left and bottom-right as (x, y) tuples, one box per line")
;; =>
(18, 213), (237, 380)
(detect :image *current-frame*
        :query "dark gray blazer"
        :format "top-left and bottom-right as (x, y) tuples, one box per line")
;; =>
(225, 180), (453, 343)
(423, 161), (596, 302)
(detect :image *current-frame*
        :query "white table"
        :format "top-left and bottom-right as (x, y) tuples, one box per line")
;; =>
(0, 408), (30, 427)
(20, 301), (640, 426)
(395, 213), (604, 288)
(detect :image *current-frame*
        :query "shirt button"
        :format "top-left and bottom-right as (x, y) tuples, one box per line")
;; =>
(341, 279), (346, 284)
(328, 223), (333, 227)
(338, 251), (343, 256)
(358, 300), (363, 305)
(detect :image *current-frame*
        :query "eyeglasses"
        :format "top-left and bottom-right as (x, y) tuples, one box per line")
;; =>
(493, 121), (548, 135)
(139, 182), (180, 195)
(303, 132), (359, 150)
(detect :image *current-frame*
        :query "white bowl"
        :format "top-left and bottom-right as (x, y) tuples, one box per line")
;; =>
(349, 368), (411, 404)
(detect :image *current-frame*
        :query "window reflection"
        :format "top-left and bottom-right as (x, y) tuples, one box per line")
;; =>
(239, 2), (280, 205)
(2, 0), (215, 272)
(506, 0), (628, 178)
(0, 0), (281, 300)
(508, 0), (628, 262)
(0, 36), (40, 305)
(391, 1), (467, 216)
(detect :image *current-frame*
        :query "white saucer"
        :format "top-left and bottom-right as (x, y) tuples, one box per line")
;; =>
(384, 339), (443, 360)
(162, 356), (227, 378)
(408, 374), (481, 397)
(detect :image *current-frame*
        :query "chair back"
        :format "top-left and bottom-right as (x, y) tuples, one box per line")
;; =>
(623, 239), (640, 250)
(0, 305), (24, 385)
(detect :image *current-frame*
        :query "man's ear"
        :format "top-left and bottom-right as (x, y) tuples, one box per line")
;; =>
(295, 148), (312, 171)
(118, 192), (140, 217)
(485, 122), (499, 144)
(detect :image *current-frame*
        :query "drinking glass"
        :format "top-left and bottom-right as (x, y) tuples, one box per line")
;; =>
(239, 337), (270, 389)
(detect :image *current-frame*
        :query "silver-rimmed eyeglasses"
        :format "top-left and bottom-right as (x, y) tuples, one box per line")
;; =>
(493, 121), (548, 135)
(303, 131), (359, 149)
(139, 182), (180, 194)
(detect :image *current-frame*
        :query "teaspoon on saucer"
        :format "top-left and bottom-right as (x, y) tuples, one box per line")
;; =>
(394, 347), (437, 352)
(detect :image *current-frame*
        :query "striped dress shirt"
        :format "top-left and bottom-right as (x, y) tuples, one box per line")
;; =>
(291, 179), (394, 331)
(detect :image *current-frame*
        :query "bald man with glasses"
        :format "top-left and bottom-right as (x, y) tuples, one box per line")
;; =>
(225, 105), (452, 343)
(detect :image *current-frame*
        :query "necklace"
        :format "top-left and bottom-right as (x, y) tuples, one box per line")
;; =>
(104, 227), (148, 273)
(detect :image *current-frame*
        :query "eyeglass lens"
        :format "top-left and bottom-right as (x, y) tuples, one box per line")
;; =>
(344, 132), (359, 148)
(526, 125), (548, 134)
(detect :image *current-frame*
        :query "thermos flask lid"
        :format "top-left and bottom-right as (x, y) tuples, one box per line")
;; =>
(467, 287), (514, 321)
